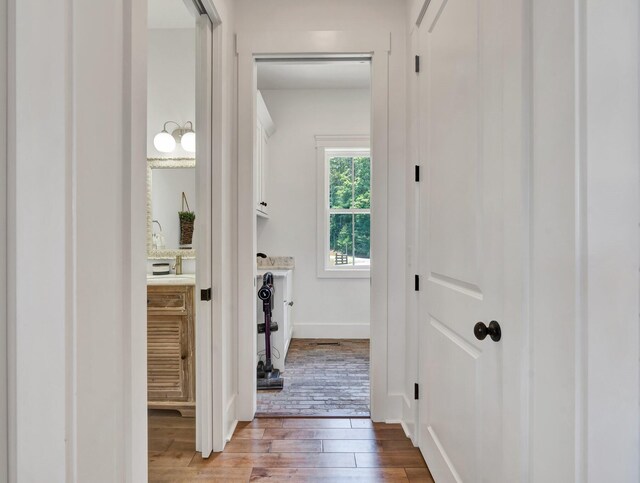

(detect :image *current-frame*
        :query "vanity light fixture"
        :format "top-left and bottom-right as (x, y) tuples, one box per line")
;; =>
(153, 121), (196, 153)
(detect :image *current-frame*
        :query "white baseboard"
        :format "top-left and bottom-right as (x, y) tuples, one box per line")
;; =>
(401, 420), (418, 446)
(292, 322), (370, 339)
(399, 392), (418, 446)
(224, 393), (237, 445)
(225, 419), (238, 444)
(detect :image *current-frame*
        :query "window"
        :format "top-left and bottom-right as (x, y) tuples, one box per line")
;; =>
(316, 135), (370, 278)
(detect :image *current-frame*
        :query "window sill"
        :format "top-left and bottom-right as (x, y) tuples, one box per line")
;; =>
(317, 268), (371, 279)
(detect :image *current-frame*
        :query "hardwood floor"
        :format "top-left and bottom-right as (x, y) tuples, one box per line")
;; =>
(148, 412), (434, 482)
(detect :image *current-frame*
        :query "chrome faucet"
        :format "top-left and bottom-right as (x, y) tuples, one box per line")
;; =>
(152, 220), (165, 249)
(173, 255), (183, 275)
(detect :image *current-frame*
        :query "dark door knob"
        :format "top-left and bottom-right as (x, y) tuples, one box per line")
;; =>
(474, 320), (501, 342)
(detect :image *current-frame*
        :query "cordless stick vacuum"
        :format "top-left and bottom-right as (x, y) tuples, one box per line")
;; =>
(256, 272), (284, 390)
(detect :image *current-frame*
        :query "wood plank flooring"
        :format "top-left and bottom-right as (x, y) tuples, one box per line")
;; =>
(149, 412), (434, 482)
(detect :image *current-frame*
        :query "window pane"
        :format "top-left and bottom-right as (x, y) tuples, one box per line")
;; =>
(329, 157), (353, 209)
(354, 214), (370, 266)
(329, 213), (353, 266)
(353, 157), (371, 209)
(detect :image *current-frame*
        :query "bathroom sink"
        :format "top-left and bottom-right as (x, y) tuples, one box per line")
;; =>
(146, 273), (196, 286)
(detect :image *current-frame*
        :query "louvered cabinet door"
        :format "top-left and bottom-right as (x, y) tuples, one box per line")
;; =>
(147, 285), (195, 416)
(147, 314), (191, 400)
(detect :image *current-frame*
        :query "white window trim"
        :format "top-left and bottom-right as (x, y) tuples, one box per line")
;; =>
(316, 135), (371, 279)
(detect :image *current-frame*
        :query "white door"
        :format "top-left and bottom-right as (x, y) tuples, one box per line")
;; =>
(416, 0), (526, 481)
(195, 11), (215, 457)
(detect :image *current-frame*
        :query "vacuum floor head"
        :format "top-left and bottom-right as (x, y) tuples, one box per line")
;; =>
(257, 369), (284, 391)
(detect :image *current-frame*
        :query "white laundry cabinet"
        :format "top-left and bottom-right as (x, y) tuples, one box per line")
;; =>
(256, 269), (293, 372)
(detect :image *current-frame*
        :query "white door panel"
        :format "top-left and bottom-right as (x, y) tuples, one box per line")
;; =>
(427, 2), (480, 290)
(195, 12), (215, 457)
(417, 0), (517, 481)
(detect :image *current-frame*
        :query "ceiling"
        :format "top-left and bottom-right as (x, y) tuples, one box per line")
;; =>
(257, 61), (371, 90)
(148, 0), (196, 29)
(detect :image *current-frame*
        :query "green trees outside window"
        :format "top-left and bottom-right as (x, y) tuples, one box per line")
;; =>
(328, 155), (371, 266)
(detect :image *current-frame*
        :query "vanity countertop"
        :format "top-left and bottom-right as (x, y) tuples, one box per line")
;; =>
(147, 273), (196, 286)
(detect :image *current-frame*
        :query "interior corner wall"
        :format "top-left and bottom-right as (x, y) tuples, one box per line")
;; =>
(257, 88), (371, 338)
(235, 0), (408, 409)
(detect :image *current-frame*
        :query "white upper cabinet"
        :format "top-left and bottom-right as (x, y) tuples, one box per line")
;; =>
(256, 91), (275, 217)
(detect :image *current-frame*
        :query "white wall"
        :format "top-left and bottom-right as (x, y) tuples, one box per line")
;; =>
(583, 1), (638, 481)
(257, 89), (370, 338)
(147, 28), (195, 158)
(530, 3), (580, 478)
(9, 0), (72, 479)
(236, 0), (408, 417)
(530, 2), (640, 479)
(8, 0), (148, 480)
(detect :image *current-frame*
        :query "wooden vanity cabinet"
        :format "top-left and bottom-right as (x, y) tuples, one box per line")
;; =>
(147, 284), (195, 417)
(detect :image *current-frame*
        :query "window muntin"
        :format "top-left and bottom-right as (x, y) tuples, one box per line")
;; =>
(325, 149), (371, 271)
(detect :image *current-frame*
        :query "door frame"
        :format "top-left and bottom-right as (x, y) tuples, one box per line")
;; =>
(236, 31), (392, 421)
(194, 9), (214, 457)
(146, 0), (226, 461)
(0, 0), (7, 479)
(403, 24), (420, 446)
(183, 0), (227, 456)
(128, 0), (229, 470)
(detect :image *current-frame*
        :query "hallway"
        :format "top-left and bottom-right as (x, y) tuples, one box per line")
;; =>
(148, 412), (433, 482)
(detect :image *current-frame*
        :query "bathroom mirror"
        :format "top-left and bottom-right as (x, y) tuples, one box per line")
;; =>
(147, 157), (196, 259)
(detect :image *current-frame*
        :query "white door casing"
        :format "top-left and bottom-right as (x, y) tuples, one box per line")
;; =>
(236, 31), (391, 421)
(195, 11), (214, 457)
(194, 0), (230, 455)
(417, 0), (529, 481)
(0, 0), (6, 478)
(403, 25), (421, 444)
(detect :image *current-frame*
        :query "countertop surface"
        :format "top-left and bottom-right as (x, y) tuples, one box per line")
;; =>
(147, 273), (196, 286)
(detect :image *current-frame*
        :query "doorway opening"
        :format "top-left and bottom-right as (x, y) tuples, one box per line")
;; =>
(253, 60), (372, 417)
(145, 0), (218, 468)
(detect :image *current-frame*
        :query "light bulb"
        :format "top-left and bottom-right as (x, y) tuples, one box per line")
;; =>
(181, 131), (196, 153)
(153, 131), (176, 153)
